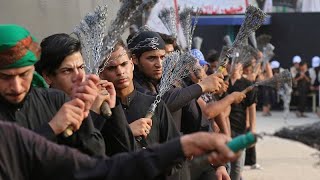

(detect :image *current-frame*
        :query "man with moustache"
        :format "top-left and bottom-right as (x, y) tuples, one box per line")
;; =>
(100, 40), (183, 180)
(36, 33), (136, 156)
(0, 24), (105, 156)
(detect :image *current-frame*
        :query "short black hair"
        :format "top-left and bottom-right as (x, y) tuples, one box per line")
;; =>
(206, 49), (219, 63)
(299, 61), (308, 66)
(35, 33), (81, 76)
(158, 32), (175, 44)
(158, 32), (181, 51)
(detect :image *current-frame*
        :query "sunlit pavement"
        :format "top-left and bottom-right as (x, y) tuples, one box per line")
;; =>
(242, 111), (320, 180)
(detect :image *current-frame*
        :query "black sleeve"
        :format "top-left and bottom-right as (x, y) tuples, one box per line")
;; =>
(245, 84), (258, 107)
(162, 84), (203, 112)
(61, 115), (106, 156)
(75, 138), (185, 180)
(46, 89), (106, 156)
(33, 89), (70, 142)
(0, 122), (98, 180)
(90, 111), (107, 131)
(180, 99), (202, 134)
(157, 100), (181, 143)
(101, 101), (138, 156)
(0, 121), (185, 180)
(33, 123), (57, 142)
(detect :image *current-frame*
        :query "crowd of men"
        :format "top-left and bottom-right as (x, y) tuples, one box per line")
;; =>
(0, 22), (274, 180)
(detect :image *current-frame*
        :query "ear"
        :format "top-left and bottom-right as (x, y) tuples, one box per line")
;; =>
(42, 72), (52, 85)
(132, 54), (139, 65)
(129, 59), (135, 72)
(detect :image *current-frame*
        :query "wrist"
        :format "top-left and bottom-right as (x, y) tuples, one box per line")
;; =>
(48, 121), (61, 135)
(180, 134), (194, 157)
(197, 81), (207, 93)
(227, 93), (236, 103)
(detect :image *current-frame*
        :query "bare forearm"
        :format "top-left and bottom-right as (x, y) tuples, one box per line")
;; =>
(248, 104), (257, 132)
(213, 113), (230, 136)
(203, 95), (235, 119)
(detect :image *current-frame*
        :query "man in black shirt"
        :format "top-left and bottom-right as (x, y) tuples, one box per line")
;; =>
(100, 40), (179, 153)
(36, 33), (136, 156)
(0, 121), (237, 180)
(228, 63), (257, 180)
(295, 61), (311, 117)
(0, 24), (105, 156)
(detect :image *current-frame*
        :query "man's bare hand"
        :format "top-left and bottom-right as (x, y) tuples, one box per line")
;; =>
(49, 98), (85, 135)
(129, 118), (152, 138)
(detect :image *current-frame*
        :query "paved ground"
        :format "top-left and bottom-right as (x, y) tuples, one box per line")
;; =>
(242, 111), (320, 180)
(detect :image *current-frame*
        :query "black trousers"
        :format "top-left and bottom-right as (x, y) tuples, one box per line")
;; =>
(245, 145), (256, 166)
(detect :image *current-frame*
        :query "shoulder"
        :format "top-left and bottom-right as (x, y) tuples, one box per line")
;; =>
(30, 87), (70, 103)
(135, 90), (157, 103)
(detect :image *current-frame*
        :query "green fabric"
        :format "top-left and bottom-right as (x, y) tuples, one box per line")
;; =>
(0, 24), (31, 52)
(4, 50), (38, 69)
(0, 24), (46, 88)
(0, 24), (39, 69)
(32, 71), (49, 88)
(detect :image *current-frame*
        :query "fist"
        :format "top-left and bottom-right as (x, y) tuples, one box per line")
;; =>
(129, 118), (152, 138)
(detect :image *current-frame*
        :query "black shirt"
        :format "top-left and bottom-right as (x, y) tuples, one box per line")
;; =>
(134, 74), (202, 134)
(120, 90), (180, 145)
(228, 78), (257, 136)
(0, 87), (105, 156)
(0, 121), (185, 180)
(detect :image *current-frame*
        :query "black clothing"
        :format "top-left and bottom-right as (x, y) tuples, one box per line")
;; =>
(120, 89), (184, 180)
(228, 78), (257, 137)
(0, 87), (105, 156)
(121, 90), (180, 145)
(245, 146), (256, 166)
(0, 121), (185, 180)
(134, 73), (202, 134)
(295, 71), (311, 113)
(91, 101), (137, 156)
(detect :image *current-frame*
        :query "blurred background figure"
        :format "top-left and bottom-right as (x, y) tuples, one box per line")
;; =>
(205, 49), (219, 75)
(309, 56), (320, 91)
(294, 61), (311, 117)
(290, 55), (302, 78)
(129, 24), (139, 36)
(192, 36), (203, 50)
(259, 60), (281, 116)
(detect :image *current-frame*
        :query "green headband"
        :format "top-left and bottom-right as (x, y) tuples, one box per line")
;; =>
(0, 24), (47, 88)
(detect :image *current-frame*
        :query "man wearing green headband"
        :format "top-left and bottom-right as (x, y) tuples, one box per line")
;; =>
(0, 24), (105, 156)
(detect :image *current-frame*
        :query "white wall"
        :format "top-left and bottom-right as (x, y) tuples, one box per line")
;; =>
(0, 0), (121, 41)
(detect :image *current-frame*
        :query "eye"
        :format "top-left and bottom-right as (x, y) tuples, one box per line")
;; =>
(20, 71), (30, 77)
(121, 61), (128, 66)
(61, 68), (73, 74)
(107, 66), (116, 71)
(79, 64), (85, 69)
(0, 74), (10, 80)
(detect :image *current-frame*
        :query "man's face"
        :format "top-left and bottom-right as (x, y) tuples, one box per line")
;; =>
(233, 63), (243, 76)
(134, 49), (166, 81)
(300, 64), (308, 72)
(209, 61), (219, 72)
(100, 46), (134, 91)
(164, 44), (174, 54)
(190, 61), (207, 83)
(44, 51), (85, 95)
(0, 65), (34, 104)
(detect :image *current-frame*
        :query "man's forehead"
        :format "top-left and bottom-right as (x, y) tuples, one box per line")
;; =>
(108, 48), (130, 64)
(0, 65), (34, 75)
(108, 55), (130, 66)
(143, 49), (165, 56)
(59, 53), (84, 68)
